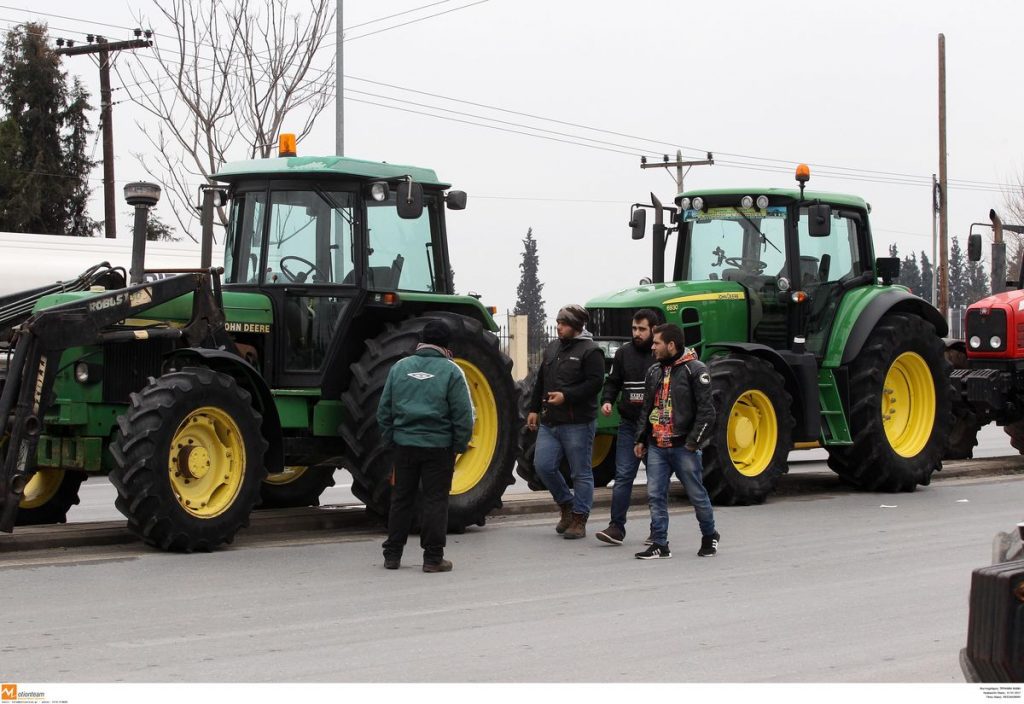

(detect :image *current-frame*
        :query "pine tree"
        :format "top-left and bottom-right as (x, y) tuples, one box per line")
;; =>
(949, 236), (967, 308)
(0, 23), (95, 235)
(920, 251), (934, 304)
(900, 251), (923, 297)
(966, 259), (990, 303)
(513, 227), (546, 357)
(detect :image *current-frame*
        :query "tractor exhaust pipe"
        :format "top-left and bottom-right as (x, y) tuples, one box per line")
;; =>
(124, 182), (162, 285)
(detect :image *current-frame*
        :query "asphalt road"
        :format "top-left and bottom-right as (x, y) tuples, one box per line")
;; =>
(0, 467), (1020, 682)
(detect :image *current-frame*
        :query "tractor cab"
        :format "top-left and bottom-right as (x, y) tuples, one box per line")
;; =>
(212, 136), (466, 389)
(625, 166), (882, 358)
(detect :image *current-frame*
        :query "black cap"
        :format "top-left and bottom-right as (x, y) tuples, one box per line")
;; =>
(421, 319), (452, 347)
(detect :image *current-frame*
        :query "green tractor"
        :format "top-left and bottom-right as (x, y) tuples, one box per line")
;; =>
(0, 139), (518, 550)
(518, 165), (953, 504)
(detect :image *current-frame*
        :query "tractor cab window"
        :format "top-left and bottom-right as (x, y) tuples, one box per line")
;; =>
(365, 194), (440, 292)
(263, 190), (356, 285)
(225, 191), (268, 284)
(683, 206), (788, 290)
(799, 208), (865, 355)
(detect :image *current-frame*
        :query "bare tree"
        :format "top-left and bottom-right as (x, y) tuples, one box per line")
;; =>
(1003, 173), (1024, 278)
(123, 0), (335, 236)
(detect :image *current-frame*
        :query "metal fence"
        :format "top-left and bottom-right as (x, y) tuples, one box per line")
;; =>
(948, 307), (966, 340)
(496, 322), (556, 372)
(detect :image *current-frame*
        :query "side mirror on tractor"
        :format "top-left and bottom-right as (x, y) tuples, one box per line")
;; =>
(446, 190), (467, 211)
(808, 203), (832, 237)
(876, 257), (900, 285)
(630, 207), (647, 240)
(967, 233), (982, 262)
(397, 180), (424, 220)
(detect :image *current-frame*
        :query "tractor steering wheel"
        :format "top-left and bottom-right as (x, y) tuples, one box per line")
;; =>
(724, 256), (767, 273)
(279, 255), (326, 283)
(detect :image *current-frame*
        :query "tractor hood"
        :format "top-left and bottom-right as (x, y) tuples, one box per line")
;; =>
(585, 280), (749, 345)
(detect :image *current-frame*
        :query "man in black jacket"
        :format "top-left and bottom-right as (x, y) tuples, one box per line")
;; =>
(526, 304), (605, 539)
(633, 323), (719, 560)
(595, 308), (663, 546)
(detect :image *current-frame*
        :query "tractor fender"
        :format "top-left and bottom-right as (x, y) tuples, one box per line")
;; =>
(706, 342), (820, 442)
(163, 348), (284, 474)
(839, 289), (948, 365)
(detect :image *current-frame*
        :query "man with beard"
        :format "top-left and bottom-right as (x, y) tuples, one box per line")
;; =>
(526, 303), (605, 539)
(633, 323), (719, 560)
(595, 308), (663, 546)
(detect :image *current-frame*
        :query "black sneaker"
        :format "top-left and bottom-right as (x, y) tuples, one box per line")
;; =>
(635, 543), (671, 560)
(384, 555), (401, 570)
(595, 523), (625, 545)
(644, 533), (655, 546)
(698, 531), (720, 557)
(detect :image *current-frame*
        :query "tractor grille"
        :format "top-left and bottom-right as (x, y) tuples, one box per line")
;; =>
(102, 339), (174, 404)
(966, 309), (1008, 353)
(587, 307), (639, 338)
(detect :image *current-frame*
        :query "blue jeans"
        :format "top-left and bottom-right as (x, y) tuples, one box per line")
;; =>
(645, 444), (716, 546)
(609, 418), (642, 530)
(534, 421), (596, 515)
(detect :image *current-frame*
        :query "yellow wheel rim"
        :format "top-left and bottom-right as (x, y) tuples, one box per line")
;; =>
(727, 390), (778, 477)
(264, 466), (308, 486)
(20, 469), (65, 509)
(592, 434), (613, 468)
(882, 352), (936, 458)
(168, 406), (246, 518)
(451, 359), (497, 495)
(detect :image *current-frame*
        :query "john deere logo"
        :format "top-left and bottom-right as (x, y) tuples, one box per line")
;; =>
(1, 684), (16, 701)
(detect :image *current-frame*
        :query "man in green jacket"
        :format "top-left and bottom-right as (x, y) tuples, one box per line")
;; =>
(377, 319), (474, 573)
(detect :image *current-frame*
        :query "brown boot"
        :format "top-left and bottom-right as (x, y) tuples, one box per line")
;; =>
(563, 512), (588, 539)
(555, 503), (573, 534)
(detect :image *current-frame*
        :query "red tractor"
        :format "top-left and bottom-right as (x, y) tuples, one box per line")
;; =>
(947, 217), (1024, 457)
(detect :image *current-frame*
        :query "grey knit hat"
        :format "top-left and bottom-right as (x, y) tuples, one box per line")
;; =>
(556, 304), (589, 332)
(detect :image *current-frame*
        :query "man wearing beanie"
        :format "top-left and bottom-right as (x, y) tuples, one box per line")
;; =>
(526, 303), (605, 539)
(377, 318), (474, 573)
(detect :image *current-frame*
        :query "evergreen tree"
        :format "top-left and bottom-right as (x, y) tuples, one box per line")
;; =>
(513, 227), (546, 358)
(966, 259), (990, 303)
(920, 251), (934, 304)
(949, 236), (967, 308)
(900, 251), (923, 297)
(888, 243), (898, 258)
(0, 23), (95, 235)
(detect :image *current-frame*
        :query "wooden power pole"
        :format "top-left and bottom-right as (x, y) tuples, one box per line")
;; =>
(56, 34), (152, 239)
(937, 33), (950, 316)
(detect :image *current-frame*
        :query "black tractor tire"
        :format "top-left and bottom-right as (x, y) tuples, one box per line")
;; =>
(827, 313), (953, 491)
(109, 367), (269, 552)
(1003, 420), (1024, 454)
(339, 312), (517, 531)
(15, 469), (85, 526)
(257, 465), (337, 509)
(944, 346), (983, 460)
(701, 355), (794, 505)
(516, 369), (617, 490)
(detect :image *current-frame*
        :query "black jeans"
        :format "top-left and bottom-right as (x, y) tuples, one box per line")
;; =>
(382, 445), (455, 564)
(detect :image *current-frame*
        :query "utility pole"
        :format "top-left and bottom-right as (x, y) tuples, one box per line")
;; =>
(937, 33), (950, 316)
(55, 33), (152, 239)
(931, 173), (939, 305)
(641, 150), (714, 194)
(336, 0), (344, 156)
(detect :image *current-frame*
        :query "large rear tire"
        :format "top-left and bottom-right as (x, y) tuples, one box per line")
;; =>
(945, 346), (982, 460)
(257, 465), (337, 509)
(109, 367), (269, 552)
(701, 355), (794, 505)
(339, 313), (517, 531)
(827, 314), (953, 491)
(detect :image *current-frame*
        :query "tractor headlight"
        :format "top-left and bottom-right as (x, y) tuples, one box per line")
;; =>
(74, 362), (91, 384)
(990, 336), (1003, 349)
(678, 197), (691, 210)
(369, 181), (390, 202)
(969, 336), (982, 349)
(74, 361), (101, 385)
(756, 195), (770, 209)
(740, 195), (753, 209)
(692, 196), (704, 211)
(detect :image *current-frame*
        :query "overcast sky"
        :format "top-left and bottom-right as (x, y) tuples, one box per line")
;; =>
(8, 0), (1024, 323)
